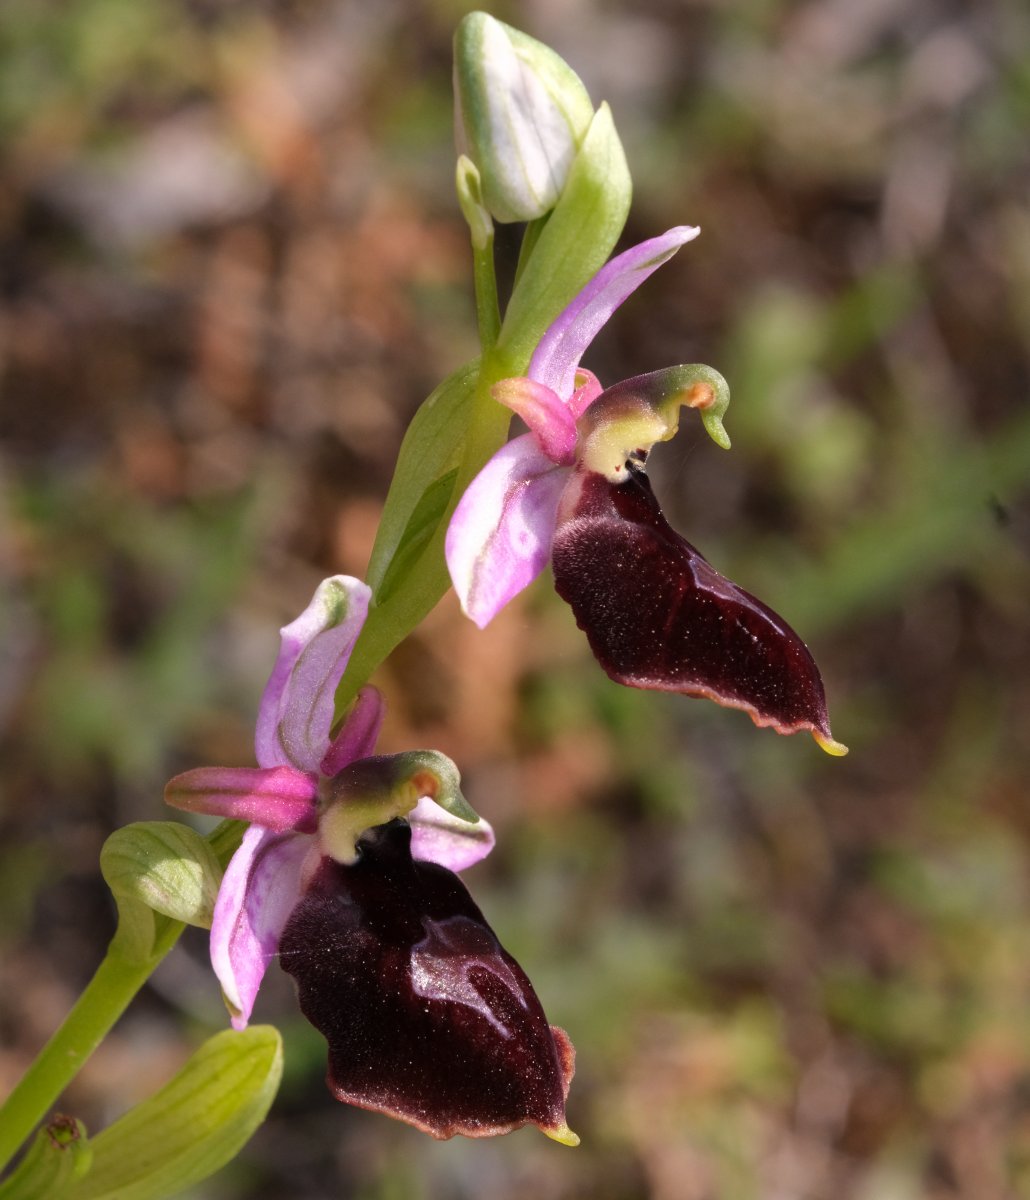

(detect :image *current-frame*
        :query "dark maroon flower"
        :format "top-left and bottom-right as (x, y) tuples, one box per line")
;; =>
(445, 236), (847, 755)
(279, 821), (578, 1144)
(552, 463), (845, 751)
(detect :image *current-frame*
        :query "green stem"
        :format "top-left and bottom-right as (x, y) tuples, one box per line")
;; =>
(472, 237), (501, 353)
(0, 946), (171, 1174)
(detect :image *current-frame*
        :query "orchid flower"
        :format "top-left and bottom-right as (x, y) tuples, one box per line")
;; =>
(446, 229), (847, 754)
(165, 576), (577, 1144)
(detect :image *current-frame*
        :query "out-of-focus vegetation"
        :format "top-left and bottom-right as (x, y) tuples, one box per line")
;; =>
(2, 0), (1029, 1197)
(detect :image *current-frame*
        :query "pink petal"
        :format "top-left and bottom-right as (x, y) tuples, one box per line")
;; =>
(529, 226), (700, 401)
(164, 765), (318, 833)
(445, 434), (568, 628)
(408, 796), (496, 872)
(492, 378), (577, 465)
(569, 368), (604, 419)
(211, 826), (312, 1029)
(320, 685), (386, 778)
(255, 576), (372, 773)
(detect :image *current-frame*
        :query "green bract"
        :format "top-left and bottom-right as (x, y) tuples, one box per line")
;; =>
(498, 102), (632, 367)
(365, 361), (479, 606)
(101, 822), (222, 962)
(455, 155), (493, 250)
(63, 1027), (282, 1200)
(0, 1117), (91, 1200)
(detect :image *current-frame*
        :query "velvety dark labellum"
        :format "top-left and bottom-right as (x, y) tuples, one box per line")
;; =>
(279, 821), (576, 1141)
(552, 464), (835, 739)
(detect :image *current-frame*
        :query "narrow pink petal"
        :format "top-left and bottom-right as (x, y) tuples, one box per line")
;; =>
(210, 826), (312, 1029)
(492, 378), (577, 465)
(445, 434), (568, 628)
(569, 368), (604, 419)
(529, 226), (701, 401)
(164, 765), (318, 833)
(408, 796), (496, 872)
(254, 575), (372, 773)
(320, 685), (386, 778)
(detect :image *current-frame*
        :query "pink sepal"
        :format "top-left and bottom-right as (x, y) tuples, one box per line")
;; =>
(164, 765), (318, 833)
(445, 434), (568, 629)
(210, 826), (312, 1029)
(529, 226), (700, 401)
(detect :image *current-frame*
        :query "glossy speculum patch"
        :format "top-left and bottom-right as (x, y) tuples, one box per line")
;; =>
(552, 465), (837, 743)
(279, 821), (576, 1142)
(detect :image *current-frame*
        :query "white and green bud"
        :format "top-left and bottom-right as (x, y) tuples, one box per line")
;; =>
(454, 12), (594, 223)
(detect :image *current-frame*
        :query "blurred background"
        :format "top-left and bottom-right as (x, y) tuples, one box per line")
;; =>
(2, 0), (1029, 1196)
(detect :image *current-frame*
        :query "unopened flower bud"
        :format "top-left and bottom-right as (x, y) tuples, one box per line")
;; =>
(454, 13), (594, 223)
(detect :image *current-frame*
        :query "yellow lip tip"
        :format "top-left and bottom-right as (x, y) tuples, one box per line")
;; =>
(543, 1122), (580, 1148)
(814, 731), (849, 757)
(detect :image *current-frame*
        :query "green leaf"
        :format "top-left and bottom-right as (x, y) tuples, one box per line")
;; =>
(365, 361), (479, 601)
(65, 1026), (283, 1200)
(101, 823), (222, 963)
(0, 1117), (91, 1200)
